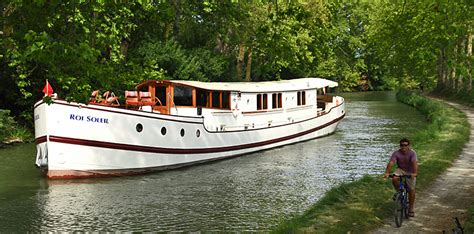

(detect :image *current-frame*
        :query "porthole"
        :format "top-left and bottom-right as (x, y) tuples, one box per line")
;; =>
(180, 128), (185, 137)
(136, 123), (143, 132)
(161, 127), (167, 135)
(196, 129), (201, 138)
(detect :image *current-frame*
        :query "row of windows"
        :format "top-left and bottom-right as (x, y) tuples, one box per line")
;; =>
(173, 86), (230, 109)
(196, 89), (230, 109)
(167, 85), (308, 111)
(257, 93), (283, 110)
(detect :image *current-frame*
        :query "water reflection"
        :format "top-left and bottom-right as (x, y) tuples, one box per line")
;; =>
(0, 91), (427, 232)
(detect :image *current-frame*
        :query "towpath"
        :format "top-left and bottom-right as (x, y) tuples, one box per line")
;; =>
(374, 100), (474, 233)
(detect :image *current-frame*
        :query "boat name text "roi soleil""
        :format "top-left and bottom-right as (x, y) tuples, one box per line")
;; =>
(69, 114), (109, 124)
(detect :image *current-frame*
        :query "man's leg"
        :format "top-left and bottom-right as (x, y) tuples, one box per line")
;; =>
(407, 176), (416, 214)
(409, 189), (416, 213)
(391, 176), (400, 191)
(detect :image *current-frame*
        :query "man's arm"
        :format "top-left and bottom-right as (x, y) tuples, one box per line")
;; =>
(383, 160), (395, 179)
(411, 160), (417, 177)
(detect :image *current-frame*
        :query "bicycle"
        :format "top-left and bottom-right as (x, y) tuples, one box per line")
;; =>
(443, 217), (465, 234)
(389, 174), (411, 227)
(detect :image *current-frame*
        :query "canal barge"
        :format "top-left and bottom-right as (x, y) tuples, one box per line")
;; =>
(34, 78), (345, 179)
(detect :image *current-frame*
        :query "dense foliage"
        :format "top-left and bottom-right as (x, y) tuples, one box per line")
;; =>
(0, 109), (16, 141)
(1, 1), (472, 124)
(0, 109), (31, 143)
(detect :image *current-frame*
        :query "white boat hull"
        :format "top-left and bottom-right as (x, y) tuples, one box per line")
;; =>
(34, 97), (345, 179)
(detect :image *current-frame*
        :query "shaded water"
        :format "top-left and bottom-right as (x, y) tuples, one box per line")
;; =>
(0, 91), (427, 232)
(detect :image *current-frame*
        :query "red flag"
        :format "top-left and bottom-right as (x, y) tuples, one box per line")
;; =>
(42, 80), (54, 96)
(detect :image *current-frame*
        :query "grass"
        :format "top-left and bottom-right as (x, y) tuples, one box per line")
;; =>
(5, 125), (33, 143)
(464, 205), (474, 233)
(272, 90), (470, 233)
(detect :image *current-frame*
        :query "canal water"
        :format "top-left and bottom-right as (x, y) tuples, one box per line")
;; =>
(0, 91), (427, 232)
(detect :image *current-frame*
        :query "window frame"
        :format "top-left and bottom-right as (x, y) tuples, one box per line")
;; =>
(257, 93), (269, 110)
(272, 93), (282, 109)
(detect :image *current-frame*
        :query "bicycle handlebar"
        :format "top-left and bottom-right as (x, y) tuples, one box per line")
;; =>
(389, 174), (412, 179)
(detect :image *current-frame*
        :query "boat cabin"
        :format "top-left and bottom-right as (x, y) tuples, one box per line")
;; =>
(126, 79), (340, 119)
(131, 80), (232, 115)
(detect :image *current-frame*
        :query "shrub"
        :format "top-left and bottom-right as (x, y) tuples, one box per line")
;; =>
(0, 109), (16, 142)
(0, 109), (32, 144)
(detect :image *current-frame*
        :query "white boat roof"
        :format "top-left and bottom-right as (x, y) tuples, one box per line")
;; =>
(169, 78), (338, 92)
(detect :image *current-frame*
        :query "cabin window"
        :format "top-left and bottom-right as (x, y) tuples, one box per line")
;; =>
(196, 90), (230, 109)
(222, 92), (230, 109)
(257, 94), (262, 110)
(297, 91), (306, 106)
(317, 88), (325, 95)
(174, 85), (193, 106)
(257, 93), (268, 110)
(263, 94), (268, 109)
(136, 123), (143, 132)
(196, 89), (210, 107)
(212, 92), (220, 108)
(156, 86), (167, 105)
(272, 93), (282, 109)
(278, 93), (282, 107)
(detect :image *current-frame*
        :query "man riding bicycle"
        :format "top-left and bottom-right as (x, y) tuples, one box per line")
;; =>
(383, 138), (418, 217)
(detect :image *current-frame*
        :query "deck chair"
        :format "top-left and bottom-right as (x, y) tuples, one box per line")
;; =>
(125, 90), (140, 108)
(89, 90), (99, 103)
(139, 91), (155, 106)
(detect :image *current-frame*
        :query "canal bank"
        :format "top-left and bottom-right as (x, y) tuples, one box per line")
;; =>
(272, 90), (473, 233)
(374, 99), (474, 233)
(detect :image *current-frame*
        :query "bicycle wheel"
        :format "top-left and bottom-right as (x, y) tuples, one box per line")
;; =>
(394, 193), (403, 227)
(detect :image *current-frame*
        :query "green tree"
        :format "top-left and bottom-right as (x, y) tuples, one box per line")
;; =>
(367, 0), (473, 92)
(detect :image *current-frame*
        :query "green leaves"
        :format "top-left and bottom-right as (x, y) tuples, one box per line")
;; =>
(0, 109), (17, 142)
(2, 0), (471, 125)
(367, 0), (473, 91)
(135, 40), (227, 82)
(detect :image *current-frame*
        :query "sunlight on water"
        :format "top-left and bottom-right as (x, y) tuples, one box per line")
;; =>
(0, 91), (427, 232)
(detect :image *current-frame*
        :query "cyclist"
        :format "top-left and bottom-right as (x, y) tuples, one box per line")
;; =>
(383, 138), (418, 217)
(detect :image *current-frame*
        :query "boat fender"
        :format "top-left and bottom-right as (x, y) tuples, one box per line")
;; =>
(35, 143), (48, 167)
(232, 103), (240, 117)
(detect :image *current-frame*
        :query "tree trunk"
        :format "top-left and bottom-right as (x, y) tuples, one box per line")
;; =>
(164, 23), (172, 41)
(245, 47), (253, 82)
(458, 37), (466, 92)
(467, 31), (473, 92)
(437, 47), (447, 90)
(452, 43), (458, 92)
(2, 3), (15, 37)
(236, 44), (245, 81)
(172, 0), (181, 40)
(451, 67), (457, 92)
(91, 10), (98, 48)
(120, 38), (129, 58)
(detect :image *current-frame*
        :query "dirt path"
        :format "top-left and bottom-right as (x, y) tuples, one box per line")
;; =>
(374, 100), (474, 233)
